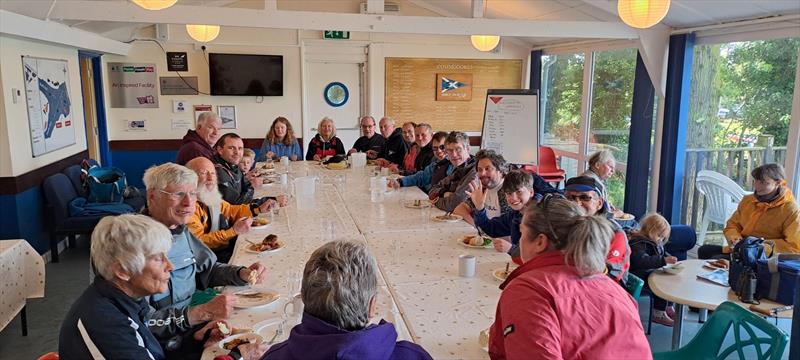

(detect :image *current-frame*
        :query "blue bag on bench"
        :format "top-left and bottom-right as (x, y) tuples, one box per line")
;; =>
(756, 254), (800, 305)
(86, 166), (127, 203)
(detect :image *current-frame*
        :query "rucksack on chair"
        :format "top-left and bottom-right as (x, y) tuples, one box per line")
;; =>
(84, 166), (127, 203)
(729, 236), (769, 294)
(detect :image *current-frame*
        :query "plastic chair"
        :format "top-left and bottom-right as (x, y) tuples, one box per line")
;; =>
(694, 170), (749, 245)
(652, 301), (788, 360)
(537, 146), (566, 188)
(625, 273), (645, 301)
(37, 353), (59, 360)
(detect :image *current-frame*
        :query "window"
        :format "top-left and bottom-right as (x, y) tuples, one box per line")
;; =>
(588, 48), (637, 207)
(681, 37), (800, 232)
(540, 53), (585, 179)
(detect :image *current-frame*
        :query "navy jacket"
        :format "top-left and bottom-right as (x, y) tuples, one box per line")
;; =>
(379, 128), (407, 166)
(213, 154), (254, 205)
(352, 134), (385, 155)
(59, 277), (165, 360)
(628, 235), (668, 280)
(262, 312), (432, 360)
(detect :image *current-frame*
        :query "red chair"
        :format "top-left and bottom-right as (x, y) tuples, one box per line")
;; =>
(38, 353), (59, 360)
(537, 146), (566, 188)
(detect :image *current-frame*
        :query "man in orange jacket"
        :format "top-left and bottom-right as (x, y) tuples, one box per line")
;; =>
(185, 157), (287, 262)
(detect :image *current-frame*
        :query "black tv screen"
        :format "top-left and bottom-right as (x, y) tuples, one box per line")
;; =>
(209, 53), (283, 96)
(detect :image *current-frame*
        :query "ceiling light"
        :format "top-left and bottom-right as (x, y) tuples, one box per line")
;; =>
(186, 24), (221, 42)
(618, 0), (671, 29)
(131, 0), (178, 11)
(470, 35), (500, 52)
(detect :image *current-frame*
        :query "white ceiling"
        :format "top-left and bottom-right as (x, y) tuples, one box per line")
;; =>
(1, 0), (798, 45)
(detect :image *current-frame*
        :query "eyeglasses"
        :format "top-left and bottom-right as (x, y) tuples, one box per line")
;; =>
(434, 145), (446, 150)
(566, 194), (596, 203)
(536, 193), (566, 242)
(158, 189), (198, 200)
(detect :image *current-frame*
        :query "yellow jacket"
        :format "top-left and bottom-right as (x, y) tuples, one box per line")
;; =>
(724, 188), (800, 254)
(188, 201), (255, 250)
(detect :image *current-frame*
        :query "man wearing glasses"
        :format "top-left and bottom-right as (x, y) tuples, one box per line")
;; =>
(429, 131), (477, 212)
(388, 131), (452, 193)
(142, 162), (267, 358)
(348, 115), (385, 159)
(564, 176), (630, 286)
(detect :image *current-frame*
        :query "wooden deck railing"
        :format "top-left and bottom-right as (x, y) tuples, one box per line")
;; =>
(680, 146), (787, 230)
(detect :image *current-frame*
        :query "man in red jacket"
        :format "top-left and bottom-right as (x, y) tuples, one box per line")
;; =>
(565, 176), (631, 286)
(176, 112), (222, 165)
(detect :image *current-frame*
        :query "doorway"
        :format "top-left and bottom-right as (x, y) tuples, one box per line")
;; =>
(77, 52), (110, 165)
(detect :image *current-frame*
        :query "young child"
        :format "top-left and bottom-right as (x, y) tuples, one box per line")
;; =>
(240, 148), (261, 187)
(629, 213), (677, 326)
(466, 170), (540, 265)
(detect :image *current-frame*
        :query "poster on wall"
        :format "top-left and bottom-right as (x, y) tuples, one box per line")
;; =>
(194, 104), (213, 125)
(107, 62), (159, 108)
(22, 56), (76, 157)
(217, 105), (236, 129)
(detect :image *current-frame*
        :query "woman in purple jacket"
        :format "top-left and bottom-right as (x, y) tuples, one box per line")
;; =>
(261, 240), (432, 360)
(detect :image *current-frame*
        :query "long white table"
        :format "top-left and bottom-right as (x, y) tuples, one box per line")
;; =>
(203, 162), (504, 359)
(0, 239), (45, 335)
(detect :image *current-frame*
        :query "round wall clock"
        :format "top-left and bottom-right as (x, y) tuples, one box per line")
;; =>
(324, 82), (349, 107)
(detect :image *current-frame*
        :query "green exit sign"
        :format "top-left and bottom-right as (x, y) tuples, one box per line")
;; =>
(324, 31), (350, 40)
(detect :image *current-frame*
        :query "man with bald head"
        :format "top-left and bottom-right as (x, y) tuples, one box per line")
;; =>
(377, 116), (407, 166)
(185, 157), (286, 262)
(348, 115), (385, 159)
(176, 112), (222, 165)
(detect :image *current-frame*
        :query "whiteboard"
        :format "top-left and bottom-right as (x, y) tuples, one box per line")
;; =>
(480, 89), (539, 165)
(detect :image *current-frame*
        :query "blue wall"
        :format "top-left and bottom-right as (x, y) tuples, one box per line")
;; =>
(0, 187), (49, 254)
(111, 150), (178, 188)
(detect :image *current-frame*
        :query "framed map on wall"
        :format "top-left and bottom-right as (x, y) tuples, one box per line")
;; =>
(385, 58), (522, 132)
(22, 56), (76, 157)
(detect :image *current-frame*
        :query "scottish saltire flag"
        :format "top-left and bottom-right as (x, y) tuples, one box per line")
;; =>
(441, 77), (469, 93)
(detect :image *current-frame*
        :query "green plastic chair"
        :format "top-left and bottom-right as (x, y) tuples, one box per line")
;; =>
(625, 273), (645, 301)
(652, 301), (788, 360)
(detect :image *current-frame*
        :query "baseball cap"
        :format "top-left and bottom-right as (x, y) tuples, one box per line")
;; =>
(565, 176), (603, 197)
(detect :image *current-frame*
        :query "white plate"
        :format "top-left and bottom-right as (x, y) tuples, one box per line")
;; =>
(254, 318), (288, 344)
(403, 200), (431, 209)
(492, 266), (515, 281)
(457, 235), (493, 249)
(659, 263), (684, 275)
(218, 333), (263, 350)
(432, 214), (463, 222)
(615, 213), (635, 221)
(232, 289), (280, 309)
(244, 241), (285, 255)
(250, 221), (271, 231)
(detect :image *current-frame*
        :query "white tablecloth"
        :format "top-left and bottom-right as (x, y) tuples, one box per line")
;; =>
(204, 163), (499, 359)
(0, 239), (45, 331)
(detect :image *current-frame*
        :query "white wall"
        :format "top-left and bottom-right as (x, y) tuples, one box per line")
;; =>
(103, 26), (531, 144)
(0, 34), (87, 177)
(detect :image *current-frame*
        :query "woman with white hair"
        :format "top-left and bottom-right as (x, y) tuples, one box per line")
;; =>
(488, 195), (650, 359)
(59, 214), (174, 359)
(305, 117), (346, 161)
(261, 240), (433, 360)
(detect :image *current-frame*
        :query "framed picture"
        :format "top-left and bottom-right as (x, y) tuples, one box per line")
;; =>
(217, 105), (237, 129)
(194, 104), (213, 126)
(436, 73), (472, 101)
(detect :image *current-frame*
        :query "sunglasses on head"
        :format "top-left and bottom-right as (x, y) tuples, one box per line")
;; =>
(536, 193), (566, 242)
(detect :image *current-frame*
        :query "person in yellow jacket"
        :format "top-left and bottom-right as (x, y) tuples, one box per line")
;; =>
(185, 157), (287, 262)
(699, 163), (800, 259)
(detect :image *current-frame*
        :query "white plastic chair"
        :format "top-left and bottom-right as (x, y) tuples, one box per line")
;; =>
(694, 170), (750, 245)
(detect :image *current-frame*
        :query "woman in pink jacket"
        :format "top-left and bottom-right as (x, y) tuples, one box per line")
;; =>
(489, 195), (651, 360)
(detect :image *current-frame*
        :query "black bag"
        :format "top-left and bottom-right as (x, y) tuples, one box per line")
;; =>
(729, 237), (769, 293)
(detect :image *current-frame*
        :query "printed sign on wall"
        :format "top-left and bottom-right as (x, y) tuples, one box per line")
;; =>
(107, 62), (159, 108)
(22, 56), (76, 157)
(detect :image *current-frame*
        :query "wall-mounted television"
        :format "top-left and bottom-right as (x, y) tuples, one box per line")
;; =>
(209, 53), (283, 96)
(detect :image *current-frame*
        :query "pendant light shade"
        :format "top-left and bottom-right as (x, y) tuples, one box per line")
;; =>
(470, 35), (500, 52)
(617, 0), (671, 29)
(186, 24), (221, 42)
(131, 0), (178, 11)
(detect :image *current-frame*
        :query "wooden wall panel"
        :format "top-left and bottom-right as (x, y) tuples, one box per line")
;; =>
(385, 58), (523, 132)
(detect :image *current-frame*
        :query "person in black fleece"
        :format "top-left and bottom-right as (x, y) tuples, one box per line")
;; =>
(628, 213), (677, 327)
(377, 116), (407, 166)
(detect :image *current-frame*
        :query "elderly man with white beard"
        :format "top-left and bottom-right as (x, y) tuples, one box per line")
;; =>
(186, 156), (287, 263)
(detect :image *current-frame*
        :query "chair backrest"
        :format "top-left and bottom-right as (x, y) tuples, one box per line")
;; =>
(669, 301), (788, 360)
(37, 352), (59, 360)
(695, 170), (749, 224)
(624, 273), (645, 300)
(538, 146), (560, 172)
(62, 165), (87, 197)
(43, 173), (80, 224)
(664, 225), (697, 261)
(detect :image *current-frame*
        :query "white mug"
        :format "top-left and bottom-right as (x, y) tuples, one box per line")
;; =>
(459, 254), (476, 277)
(283, 293), (304, 318)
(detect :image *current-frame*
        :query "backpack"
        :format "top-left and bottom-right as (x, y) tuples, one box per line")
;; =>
(729, 236), (770, 298)
(84, 166), (127, 203)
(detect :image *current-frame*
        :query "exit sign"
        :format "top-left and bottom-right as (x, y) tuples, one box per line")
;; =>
(324, 31), (350, 40)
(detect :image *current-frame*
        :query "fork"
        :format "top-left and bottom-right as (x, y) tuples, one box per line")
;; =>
(267, 322), (284, 345)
